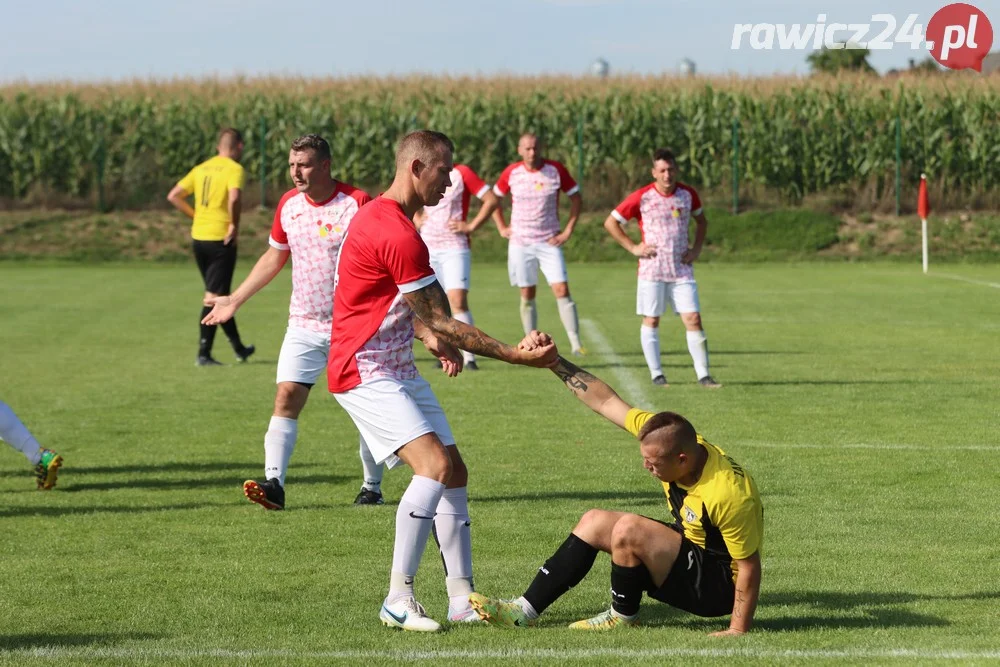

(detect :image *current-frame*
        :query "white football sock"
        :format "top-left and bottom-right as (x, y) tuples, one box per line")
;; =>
(556, 297), (582, 350)
(452, 310), (477, 364)
(686, 329), (710, 379)
(0, 400), (42, 465)
(389, 475), (446, 601)
(640, 325), (663, 379)
(263, 416), (297, 486)
(435, 487), (474, 610)
(519, 298), (537, 336)
(515, 596), (540, 620)
(359, 437), (384, 492)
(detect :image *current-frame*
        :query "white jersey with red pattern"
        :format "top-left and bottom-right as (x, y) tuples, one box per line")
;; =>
(419, 164), (490, 251)
(611, 182), (703, 282)
(269, 184), (371, 333)
(328, 197), (437, 393)
(494, 160), (578, 245)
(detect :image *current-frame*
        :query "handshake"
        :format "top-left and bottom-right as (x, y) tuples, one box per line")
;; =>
(518, 330), (558, 360)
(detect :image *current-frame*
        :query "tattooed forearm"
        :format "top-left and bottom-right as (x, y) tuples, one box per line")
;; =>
(404, 282), (517, 362)
(551, 357), (599, 393)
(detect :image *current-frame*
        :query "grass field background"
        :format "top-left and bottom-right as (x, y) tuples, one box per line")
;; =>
(1, 261), (999, 664)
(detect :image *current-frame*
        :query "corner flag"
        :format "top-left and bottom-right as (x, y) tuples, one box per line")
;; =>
(918, 174), (930, 274)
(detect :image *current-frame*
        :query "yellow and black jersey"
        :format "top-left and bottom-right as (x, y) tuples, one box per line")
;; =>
(625, 408), (764, 581)
(176, 155), (245, 241)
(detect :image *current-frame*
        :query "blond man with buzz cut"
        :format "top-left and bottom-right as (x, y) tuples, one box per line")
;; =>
(167, 128), (255, 367)
(328, 130), (559, 632)
(492, 133), (585, 355)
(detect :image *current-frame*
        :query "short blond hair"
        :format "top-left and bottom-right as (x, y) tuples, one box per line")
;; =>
(395, 130), (454, 171)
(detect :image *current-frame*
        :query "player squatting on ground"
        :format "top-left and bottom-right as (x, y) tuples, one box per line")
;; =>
(201, 134), (387, 509)
(470, 332), (762, 635)
(604, 148), (721, 389)
(328, 130), (559, 632)
(493, 133), (586, 355)
(414, 163), (500, 370)
(0, 400), (63, 490)
(167, 128), (255, 367)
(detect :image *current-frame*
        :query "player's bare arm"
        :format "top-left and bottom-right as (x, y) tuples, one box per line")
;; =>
(404, 281), (556, 367)
(710, 551), (761, 637)
(225, 187), (242, 245)
(491, 199), (511, 238)
(602, 213), (657, 258)
(166, 185), (195, 219)
(546, 354), (633, 429)
(549, 192), (582, 247)
(682, 211), (708, 264)
(203, 246), (290, 325)
(450, 191), (500, 234)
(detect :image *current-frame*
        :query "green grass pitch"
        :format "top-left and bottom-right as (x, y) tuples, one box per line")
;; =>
(1, 261), (998, 665)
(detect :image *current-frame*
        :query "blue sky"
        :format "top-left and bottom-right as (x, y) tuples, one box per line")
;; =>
(2, 0), (996, 81)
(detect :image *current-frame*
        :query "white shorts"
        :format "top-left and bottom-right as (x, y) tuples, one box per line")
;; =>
(636, 279), (700, 317)
(276, 326), (330, 385)
(508, 242), (568, 288)
(429, 248), (471, 292)
(333, 376), (455, 469)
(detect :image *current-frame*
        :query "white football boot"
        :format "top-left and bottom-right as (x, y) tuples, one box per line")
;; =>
(379, 596), (442, 632)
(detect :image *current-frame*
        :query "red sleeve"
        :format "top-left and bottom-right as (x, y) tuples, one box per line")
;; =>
(686, 185), (703, 214)
(380, 225), (434, 290)
(613, 188), (642, 223)
(494, 163), (517, 196)
(345, 185), (373, 209)
(456, 164), (488, 197)
(551, 161), (579, 194)
(270, 189), (297, 247)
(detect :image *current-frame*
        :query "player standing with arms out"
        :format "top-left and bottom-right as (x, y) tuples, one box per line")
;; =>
(471, 335), (761, 634)
(328, 130), (558, 632)
(414, 164), (500, 370)
(492, 134), (585, 355)
(167, 128), (255, 366)
(0, 400), (62, 489)
(603, 148), (721, 388)
(202, 134), (385, 509)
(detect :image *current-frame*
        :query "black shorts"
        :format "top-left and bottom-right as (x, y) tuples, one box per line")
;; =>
(644, 517), (735, 617)
(192, 240), (237, 295)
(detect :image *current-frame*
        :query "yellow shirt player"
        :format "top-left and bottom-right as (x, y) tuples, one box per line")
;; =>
(167, 128), (254, 366)
(470, 339), (763, 636)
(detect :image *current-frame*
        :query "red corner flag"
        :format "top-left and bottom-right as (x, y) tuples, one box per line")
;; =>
(917, 174), (931, 219)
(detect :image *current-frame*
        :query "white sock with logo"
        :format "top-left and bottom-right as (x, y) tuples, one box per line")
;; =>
(434, 487), (474, 613)
(263, 416), (297, 486)
(641, 325), (663, 379)
(686, 329), (710, 379)
(0, 400), (42, 465)
(359, 437), (384, 493)
(556, 297), (582, 351)
(452, 310), (477, 364)
(519, 298), (537, 335)
(389, 475), (446, 602)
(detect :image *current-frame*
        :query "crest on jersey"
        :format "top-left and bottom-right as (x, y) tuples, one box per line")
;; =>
(534, 181), (544, 191)
(316, 219), (343, 238)
(672, 208), (682, 218)
(683, 505), (697, 523)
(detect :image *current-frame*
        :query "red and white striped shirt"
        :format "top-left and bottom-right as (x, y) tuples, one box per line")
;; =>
(270, 184), (371, 333)
(494, 160), (578, 245)
(611, 182), (703, 282)
(419, 165), (490, 251)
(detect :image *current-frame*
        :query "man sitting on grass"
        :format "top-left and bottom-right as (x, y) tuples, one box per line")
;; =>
(470, 332), (763, 635)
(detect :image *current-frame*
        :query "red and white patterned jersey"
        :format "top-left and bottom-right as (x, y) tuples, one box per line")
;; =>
(270, 184), (371, 333)
(611, 182), (703, 282)
(419, 164), (490, 251)
(494, 159), (579, 245)
(328, 197), (437, 393)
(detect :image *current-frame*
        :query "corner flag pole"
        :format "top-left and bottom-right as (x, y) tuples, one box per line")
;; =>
(917, 173), (930, 274)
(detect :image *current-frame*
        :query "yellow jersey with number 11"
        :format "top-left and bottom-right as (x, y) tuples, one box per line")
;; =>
(176, 155), (245, 241)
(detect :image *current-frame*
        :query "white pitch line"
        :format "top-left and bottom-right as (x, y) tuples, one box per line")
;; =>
(7, 647), (1000, 661)
(580, 318), (653, 406)
(930, 273), (1000, 289)
(739, 441), (1000, 452)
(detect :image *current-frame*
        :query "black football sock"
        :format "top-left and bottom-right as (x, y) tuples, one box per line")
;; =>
(523, 533), (599, 614)
(199, 306), (217, 358)
(610, 562), (651, 617)
(220, 318), (245, 352)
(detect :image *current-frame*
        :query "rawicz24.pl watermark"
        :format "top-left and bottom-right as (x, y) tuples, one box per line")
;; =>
(730, 3), (994, 71)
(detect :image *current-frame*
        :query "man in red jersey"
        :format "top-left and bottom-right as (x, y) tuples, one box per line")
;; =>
(414, 163), (500, 370)
(603, 148), (721, 389)
(492, 133), (585, 355)
(328, 130), (558, 632)
(203, 134), (386, 510)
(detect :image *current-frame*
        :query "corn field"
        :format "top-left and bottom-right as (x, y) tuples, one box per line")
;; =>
(1, 74), (997, 209)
